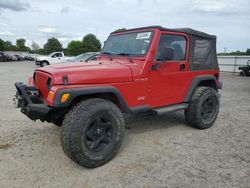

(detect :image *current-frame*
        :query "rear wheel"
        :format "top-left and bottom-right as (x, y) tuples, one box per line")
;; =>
(60, 98), (125, 168)
(185, 86), (220, 129)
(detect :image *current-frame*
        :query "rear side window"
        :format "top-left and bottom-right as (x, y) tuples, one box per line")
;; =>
(189, 36), (218, 71)
(57, 53), (63, 57)
(193, 40), (210, 65)
(156, 34), (186, 61)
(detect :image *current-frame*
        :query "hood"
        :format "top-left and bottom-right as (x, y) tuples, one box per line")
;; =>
(35, 61), (133, 85)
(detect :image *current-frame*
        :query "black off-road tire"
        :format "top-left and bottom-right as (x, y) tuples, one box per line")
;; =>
(41, 61), (49, 67)
(185, 86), (220, 129)
(60, 98), (125, 168)
(239, 71), (246, 76)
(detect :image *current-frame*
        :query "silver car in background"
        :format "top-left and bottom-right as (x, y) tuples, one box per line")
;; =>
(70, 52), (99, 62)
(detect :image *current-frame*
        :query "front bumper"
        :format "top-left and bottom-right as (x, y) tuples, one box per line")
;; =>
(14, 82), (50, 120)
(35, 60), (42, 65)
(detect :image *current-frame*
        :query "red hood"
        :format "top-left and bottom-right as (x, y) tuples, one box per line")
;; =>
(35, 61), (133, 85)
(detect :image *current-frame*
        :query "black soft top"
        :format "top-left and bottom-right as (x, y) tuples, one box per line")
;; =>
(112, 25), (216, 39)
(112, 25), (218, 71)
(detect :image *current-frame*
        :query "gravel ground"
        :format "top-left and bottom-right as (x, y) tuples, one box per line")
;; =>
(0, 61), (249, 188)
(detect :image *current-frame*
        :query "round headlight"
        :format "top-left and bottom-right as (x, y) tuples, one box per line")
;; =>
(47, 78), (52, 91)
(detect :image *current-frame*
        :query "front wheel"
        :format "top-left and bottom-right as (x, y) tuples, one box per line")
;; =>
(60, 98), (125, 168)
(185, 86), (220, 129)
(40, 61), (49, 67)
(239, 71), (246, 76)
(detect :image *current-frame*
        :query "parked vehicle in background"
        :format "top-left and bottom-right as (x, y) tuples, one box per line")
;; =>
(69, 52), (100, 62)
(14, 26), (222, 168)
(15, 54), (24, 61)
(24, 55), (35, 61)
(9, 54), (18, 61)
(4, 53), (12, 61)
(239, 60), (250, 76)
(0, 52), (38, 62)
(35, 52), (71, 67)
(0, 52), (9, 62)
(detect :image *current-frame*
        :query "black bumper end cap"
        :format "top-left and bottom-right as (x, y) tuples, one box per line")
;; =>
(22, 104), (50, 120)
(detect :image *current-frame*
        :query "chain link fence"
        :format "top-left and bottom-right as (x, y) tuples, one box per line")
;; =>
(218, 56), (250, 73)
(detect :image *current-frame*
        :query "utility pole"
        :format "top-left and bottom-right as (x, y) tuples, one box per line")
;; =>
(224, 47), (227, 53)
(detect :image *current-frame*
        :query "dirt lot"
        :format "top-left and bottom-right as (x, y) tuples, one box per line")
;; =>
(0, 61), (249, 188)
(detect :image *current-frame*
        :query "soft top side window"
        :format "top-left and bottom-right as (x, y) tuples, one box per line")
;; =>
(193, 40), (210, 65)
(156, 34), (186, 61)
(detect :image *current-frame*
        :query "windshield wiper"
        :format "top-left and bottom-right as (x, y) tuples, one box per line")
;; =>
(116, 53), (131, 55)
(116, 53), (133, 62)
(101, 52), (112, 55)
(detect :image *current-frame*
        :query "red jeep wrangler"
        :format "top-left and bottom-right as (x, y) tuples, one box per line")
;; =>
(14, 26), (222, 168)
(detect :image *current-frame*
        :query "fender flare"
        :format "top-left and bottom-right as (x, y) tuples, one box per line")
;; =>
(184, 75), (217, 102)
(52, 86), (130, 112)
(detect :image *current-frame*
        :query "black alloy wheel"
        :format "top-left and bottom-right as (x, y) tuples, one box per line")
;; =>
(84, 115), (114, 152)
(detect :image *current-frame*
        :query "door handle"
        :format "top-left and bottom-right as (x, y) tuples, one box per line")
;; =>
(180, 63), (185, 71)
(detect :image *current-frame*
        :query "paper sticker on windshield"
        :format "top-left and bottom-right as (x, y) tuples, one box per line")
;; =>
(136, 32), (151, 40)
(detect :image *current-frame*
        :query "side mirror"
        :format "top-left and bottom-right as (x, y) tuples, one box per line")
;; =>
(157, 47), (174, 61)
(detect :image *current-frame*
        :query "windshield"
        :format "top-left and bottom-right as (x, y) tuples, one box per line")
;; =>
(73, 53), (95, 62)
(101, 31), (153, 56)
(48, 52), (56, 57)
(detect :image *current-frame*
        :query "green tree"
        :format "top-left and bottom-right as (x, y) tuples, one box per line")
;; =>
(43, 37), (62, 54)
(38, 48), (45, 55)
(66, 40), (83, 56)
(16, 38), (25, 47)
(217, 49), (248, 56)
(246, 48), (250, 55)
(0, 39), (5, 51)
(16, 38), (31, 51)
(31, 41), (40, 51)
(82, 34), (101, 52)
(113, 28), (126, 32)
(4, 41), (16, 51)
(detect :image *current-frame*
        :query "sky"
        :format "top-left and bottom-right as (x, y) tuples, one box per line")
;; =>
(0, 0), (249, 52)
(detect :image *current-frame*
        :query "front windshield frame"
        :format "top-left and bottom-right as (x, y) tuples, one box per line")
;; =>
(48, 52), (55, 57)
(101, 30), (154, 57)
(73, 53), (95, 62)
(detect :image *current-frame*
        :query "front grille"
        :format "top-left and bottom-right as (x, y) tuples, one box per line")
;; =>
(35, 71), (51, 98)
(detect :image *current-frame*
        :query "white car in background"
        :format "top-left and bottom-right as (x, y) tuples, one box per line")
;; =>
(35, 52), (72, 67)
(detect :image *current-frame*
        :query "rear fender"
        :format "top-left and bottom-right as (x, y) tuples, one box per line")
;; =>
(184, 75), (218, 102)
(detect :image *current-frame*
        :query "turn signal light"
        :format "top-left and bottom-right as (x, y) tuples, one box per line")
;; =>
(60, 93), (70, 103)
(47, 91), (55, 100)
